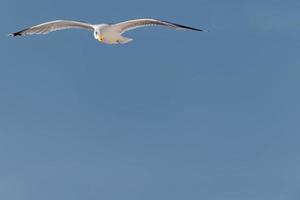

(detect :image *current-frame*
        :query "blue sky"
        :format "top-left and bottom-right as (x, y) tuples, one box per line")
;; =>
(1, 0), (300, 199)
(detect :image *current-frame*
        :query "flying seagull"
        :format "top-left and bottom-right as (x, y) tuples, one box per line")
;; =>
(9, 18), (203, 44)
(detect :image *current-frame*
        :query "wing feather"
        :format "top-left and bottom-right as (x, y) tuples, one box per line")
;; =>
(9, 20), (94, 37)
(112, 18), (203, 34)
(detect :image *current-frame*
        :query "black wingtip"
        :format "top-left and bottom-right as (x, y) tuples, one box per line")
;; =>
(172, 22), (204, 32)
(161, 20), (205, 32)
(8, 32), (21, 37)
(8, 28), (29, 37)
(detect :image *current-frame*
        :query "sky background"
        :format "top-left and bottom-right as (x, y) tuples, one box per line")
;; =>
(1, 0), (300, 199)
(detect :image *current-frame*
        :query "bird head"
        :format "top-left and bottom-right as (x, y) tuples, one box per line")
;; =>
(94, 24), (108, 43)
(94, 31), (103, 43)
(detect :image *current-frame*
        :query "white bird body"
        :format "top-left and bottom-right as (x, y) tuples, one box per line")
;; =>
(95, 24), (132, 44)
(9, 18), (203, 45)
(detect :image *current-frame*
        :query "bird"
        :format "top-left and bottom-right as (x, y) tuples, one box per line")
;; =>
(9, 18), (204, 44)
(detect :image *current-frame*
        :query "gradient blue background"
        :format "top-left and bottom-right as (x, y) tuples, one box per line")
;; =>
(1, 0), (300, 199)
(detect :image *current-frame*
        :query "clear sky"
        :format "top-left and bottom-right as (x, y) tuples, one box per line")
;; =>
(1, 0), (300, 199)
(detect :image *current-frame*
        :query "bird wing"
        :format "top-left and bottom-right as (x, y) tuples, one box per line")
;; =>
(112, 18), (203, 34)
(9, 20), (94, 37)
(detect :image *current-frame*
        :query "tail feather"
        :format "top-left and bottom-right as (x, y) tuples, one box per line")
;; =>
(119, 37), (133, 44)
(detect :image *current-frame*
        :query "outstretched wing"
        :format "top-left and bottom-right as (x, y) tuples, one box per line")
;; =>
(112, 18), (203, 34)
(9, 20), (94, 37)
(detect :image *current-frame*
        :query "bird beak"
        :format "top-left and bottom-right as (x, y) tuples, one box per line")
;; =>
(97, 35), (103, 42)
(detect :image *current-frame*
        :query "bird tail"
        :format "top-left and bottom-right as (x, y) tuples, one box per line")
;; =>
(119, 37), (133, 44)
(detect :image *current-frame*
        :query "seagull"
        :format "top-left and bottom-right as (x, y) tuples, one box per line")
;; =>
(9, 18), (203, 44)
